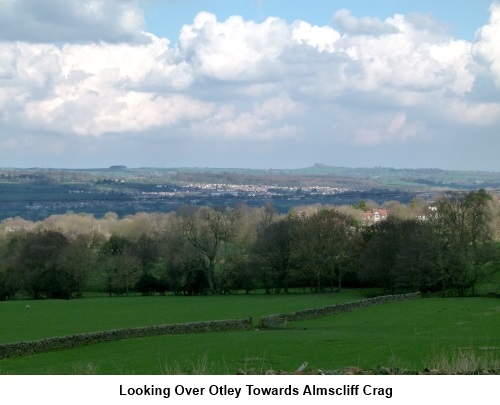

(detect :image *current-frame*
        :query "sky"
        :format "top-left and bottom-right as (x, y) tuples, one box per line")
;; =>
(0, 1), (499, 171)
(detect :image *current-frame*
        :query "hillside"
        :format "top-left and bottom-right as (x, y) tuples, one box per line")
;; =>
(1, 164), (499, 221)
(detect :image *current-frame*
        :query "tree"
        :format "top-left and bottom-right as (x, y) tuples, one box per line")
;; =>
(252, 216), (297, 293)
(135, 273), (160, 296)
(358, 219), (401, 294)
(292, 209), (358, 292)
(57, 233), (99, 298)
(392, 219), (438, 292)
(156, 213), (203, 295)
(133, 233), (159, 272)
(182, 206), (240, 294)
(431, 189), (494, 296)
(99, 235), (141, 295)
(359, 218), (440, 294)
(260, 202), (276, 229)
(353, 200), (368, 211)
(13, 231), (70, 299)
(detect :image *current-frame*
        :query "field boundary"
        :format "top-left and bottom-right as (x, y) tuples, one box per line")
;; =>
(0, 292), (422, 359)
(0, 317), (253, 359)
(259, 292), (422, 328)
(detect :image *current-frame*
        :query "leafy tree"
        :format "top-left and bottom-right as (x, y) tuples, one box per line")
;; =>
(159, 214), (202, 295)
(99, 235), (141, 295)
(133, 233), (159, 272)
(13, 231), (70, 299)
(135, 273), (160, 296)
(353, 199), (368, 211)
(393, 219), (438, 291)
(358, 219), (401, 294)
(292, 209), (358, 292)
(252, 216), (297, 293)
(359, 218), (440, 293)
(431, 189), (494, 296)
(57, 234), (97, 298)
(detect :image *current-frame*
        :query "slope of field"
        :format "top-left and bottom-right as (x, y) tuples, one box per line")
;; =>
(0, 295), (498, 375)
(0, 292), (366, 344)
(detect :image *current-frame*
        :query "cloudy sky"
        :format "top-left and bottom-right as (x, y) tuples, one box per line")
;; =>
(1, 0), (499, 170)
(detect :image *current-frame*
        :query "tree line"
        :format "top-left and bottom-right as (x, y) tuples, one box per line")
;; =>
(0, 189), (498, 300)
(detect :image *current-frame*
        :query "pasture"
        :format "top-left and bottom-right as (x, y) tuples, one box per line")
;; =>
(0, 292), (498, 374)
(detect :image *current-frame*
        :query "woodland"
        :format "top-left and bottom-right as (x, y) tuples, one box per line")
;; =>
(0, 189), (498, 300)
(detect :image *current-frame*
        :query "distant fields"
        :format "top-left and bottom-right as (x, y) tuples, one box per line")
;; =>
(2, 165), (500, 221)
(0, 293), (498, 375)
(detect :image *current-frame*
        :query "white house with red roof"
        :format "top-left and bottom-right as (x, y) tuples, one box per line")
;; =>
(362, 209), (388, 223)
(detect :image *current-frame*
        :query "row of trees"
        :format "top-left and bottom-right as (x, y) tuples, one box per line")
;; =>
(0, 190), (498, 299)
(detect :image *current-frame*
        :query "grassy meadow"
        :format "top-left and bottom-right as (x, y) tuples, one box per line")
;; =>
(0, 292), (498, 374)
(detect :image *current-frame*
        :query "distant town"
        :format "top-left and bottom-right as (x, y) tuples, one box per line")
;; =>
(1, 165), (499, 221)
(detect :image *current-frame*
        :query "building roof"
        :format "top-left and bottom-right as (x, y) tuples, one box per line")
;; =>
(362, 209), (388, 220)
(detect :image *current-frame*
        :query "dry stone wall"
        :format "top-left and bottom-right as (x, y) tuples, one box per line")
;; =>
(259, 292), (422, 328)
(0, 293), (422, 359)
(0, 317), (253, 359)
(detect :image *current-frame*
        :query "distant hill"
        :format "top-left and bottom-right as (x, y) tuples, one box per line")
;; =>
(1, 164), (499, 221)
(138, 164), (500, 190)
(3, 164), (500, 190)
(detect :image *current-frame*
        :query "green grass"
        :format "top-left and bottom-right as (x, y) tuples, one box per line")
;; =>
(0, 290), (365, 344)
(0, 295), (498, 374)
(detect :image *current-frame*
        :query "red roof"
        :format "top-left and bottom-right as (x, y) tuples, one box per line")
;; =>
(362, 209), (388, 219)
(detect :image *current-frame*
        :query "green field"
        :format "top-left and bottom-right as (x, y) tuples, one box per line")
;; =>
(0, 291), (366, 344)
(0, 293), (498, 375)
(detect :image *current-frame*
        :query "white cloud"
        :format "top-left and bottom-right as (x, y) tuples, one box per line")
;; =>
(0, 37), (209, 137)
(445, 99), (500, 125)
(189, 93), (303, 140)
(0, 0), (145, 43)
(330, 110), (425, 145)
(331, 14), (475, 95)
(292, 21), (340, 52)
(253, 93), (303, 119)
(472, 2), (500, 87)
(0, 2), (499, 169)
(178, 12), (290, 81)
(25, 92), (214, 137)
(333, 9), (398, 36)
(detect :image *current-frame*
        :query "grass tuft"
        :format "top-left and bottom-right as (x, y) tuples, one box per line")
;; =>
(161, 353), (224, 375)
(424, 345), (500, 374)
(72, 361), (100, 375)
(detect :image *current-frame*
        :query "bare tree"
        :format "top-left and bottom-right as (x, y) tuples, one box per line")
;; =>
(182, 206), (240, 294)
